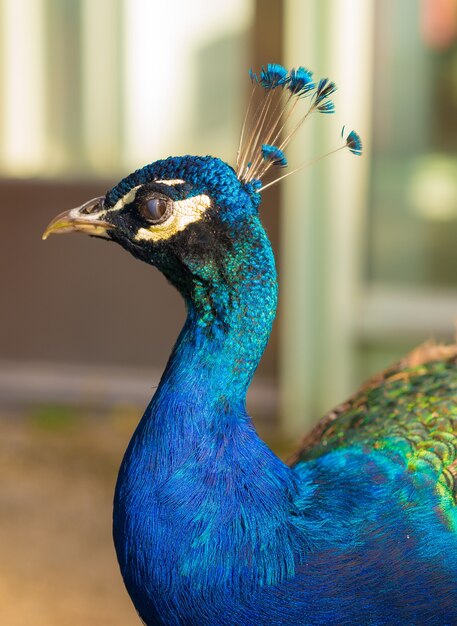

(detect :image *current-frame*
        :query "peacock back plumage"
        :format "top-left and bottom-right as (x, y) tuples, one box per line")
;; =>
(297, 344), (457, 517)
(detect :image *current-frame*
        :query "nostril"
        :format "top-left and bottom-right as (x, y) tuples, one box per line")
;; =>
(79, 197), (104, 215)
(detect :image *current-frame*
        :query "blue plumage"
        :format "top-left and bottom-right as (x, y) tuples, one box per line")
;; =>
(314, 78), (337, 104)
(287, 67), (315, 97)
(258, 63), (289, 89)
(313, 78), (337, 115)
(345, 129), (363, 156)
(315, 100), (335, 114)
(261, 144), (288, 168)
(43, 65), (457, 625)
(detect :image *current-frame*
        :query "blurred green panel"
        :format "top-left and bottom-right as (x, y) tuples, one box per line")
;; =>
(368, 0), (457, 289)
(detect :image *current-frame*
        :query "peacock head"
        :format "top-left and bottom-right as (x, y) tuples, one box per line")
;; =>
(42, 156), (264, 303)
(43, 64), (362, 308)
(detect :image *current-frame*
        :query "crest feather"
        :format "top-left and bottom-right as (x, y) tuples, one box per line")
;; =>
(235, 65), (362, 191)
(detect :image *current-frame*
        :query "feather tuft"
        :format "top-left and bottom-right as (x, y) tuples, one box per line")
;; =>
(249, 68), (259, 84)
(317, 100), (335, 115)
(259, 64), (289, 90)
(261, 144), (288, 168)
(236, 64), (362, 188)
(314, 78), (337, 104)
(288, 67), (315, 96)
(345, 129), (362, 156)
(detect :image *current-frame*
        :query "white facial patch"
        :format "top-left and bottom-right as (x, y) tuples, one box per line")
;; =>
(107, 186), (142, 213)
(135, 194), (212, 243)
(155, 179), (185, 186)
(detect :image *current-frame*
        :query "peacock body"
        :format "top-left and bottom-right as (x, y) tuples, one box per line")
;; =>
(44, 65), (457, 625)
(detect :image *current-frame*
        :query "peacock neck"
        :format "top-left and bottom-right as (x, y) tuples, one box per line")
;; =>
(155, 214), (278, 414)
(113, 218), (303, 617)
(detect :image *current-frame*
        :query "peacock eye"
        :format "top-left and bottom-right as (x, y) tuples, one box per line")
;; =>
(140, 196), (172, 224)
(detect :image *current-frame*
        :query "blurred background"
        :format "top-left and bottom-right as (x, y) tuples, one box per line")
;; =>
(1, 0), (457, 623)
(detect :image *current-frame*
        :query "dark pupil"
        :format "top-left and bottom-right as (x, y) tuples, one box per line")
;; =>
(145, 198), (168, 221)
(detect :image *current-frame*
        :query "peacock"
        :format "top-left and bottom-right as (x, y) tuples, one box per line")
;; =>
(43, 64), (457, 625)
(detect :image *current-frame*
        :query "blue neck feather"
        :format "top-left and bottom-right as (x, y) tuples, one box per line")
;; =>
(162, 221), (276, 400)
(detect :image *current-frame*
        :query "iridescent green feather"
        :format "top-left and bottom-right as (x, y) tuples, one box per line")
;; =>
(294, 345), (457, 524)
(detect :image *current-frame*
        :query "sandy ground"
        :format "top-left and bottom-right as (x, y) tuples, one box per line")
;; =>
(1, 408), (292, 626)
(0, 410), (140, 626)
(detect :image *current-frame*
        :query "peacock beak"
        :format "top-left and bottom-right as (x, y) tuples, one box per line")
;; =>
(42, 196), (113, 240)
